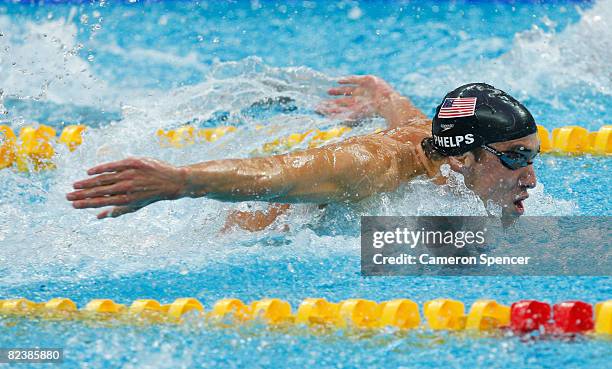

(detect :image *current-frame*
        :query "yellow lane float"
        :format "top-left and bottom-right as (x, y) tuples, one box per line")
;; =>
(551, 126), (590, 154)
(336, 299), (380, 328)
(199, 126), (237, 143)
(424, 299), (466, 330)
(129, 299), (167, 315)
(41, 298), (79, 320)
(595, 300), (612, 335)
(295, 298), (339, 326)
(58, 125), (86, 151)
(465, 299), (511, 331)
(16, 125), (56, 171)
(210, 298), (251, 322)
(308, 127), (352, 148)
(589, 125), (612, 155)
(44, 298), (78, 312)
(0, 125), (17, 169)
(262, 129), (314, 153)
(84, 299), (127, 314)
(1, 298), (41, 314)
(166, 298), (204, 320)
(536, 125), (552, 153)
(251, 298), (293, 324)
(379, 299), (421, 329)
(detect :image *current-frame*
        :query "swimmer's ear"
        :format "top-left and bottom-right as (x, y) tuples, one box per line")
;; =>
(448, 152), (476, 173)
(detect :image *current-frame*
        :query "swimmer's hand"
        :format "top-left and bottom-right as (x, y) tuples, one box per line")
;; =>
(317, 75), (429, 129)
(66, 158), (188, 219)
(316, 75), (395, 123)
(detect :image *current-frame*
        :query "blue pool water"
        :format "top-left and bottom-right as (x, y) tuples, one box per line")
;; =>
(0, 0), (611, 368)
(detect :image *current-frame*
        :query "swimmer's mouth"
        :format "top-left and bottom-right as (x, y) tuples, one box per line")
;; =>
(513, 194), (529, 215)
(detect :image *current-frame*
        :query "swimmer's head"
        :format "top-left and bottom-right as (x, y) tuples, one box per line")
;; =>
(423, 83), (540, 219)
(430, 83), (537, 155)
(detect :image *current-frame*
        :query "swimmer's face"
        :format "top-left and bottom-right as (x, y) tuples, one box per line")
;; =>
(459, 134), (539, 218)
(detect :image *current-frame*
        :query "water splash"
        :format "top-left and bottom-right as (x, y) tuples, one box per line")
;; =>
(0, 15), (114, 107)
(404, 0), (612, 128)
(0, 5), (595, 287)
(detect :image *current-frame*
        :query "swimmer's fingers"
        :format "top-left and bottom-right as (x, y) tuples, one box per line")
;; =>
(86, 157), (146, 175)
(67, 180), (140, 201)
(338, 75), (374, 86)
(315, 101), (352, 116)
(71, 191), (155, 209)
(97, 205), (143, 219)
(71, 194), (133, 209)
(316, 98), (371, 121)
(315, 101), (339, 114)
(340, 97), (360, 106)
(321, 97), (355, 108)
(328, 86), (356, 96)
(72, 170), (134, 189)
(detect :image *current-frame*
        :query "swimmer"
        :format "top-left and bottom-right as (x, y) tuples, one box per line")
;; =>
(66, 78), (539, 223)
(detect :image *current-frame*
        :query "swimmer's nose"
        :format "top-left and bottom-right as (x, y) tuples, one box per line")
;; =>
(519, 165), (537, 189)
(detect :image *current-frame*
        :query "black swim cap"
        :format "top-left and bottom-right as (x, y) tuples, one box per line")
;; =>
(430, 83), (537, 156)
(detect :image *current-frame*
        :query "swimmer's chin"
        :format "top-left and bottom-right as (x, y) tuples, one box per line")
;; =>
(501, 204), (523, 227)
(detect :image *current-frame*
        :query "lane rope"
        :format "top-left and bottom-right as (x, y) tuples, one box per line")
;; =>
(1, 297), (610, 335)
(0, 124), (610, 172)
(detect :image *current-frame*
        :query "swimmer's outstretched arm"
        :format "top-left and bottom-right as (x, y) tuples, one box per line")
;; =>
(67, 134), (422, 219)
(317, 75), (429, 129)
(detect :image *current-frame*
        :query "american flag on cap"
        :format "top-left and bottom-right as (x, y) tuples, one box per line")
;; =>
(437, 97), (477, 118)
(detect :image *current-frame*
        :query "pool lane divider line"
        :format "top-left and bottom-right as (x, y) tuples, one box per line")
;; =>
(1, 297), (610, 336)
(0, 124), (610, 172)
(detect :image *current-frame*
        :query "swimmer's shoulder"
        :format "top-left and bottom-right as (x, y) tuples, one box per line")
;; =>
(334, 126), (443, 181)
(368, 122), (430, 149)
(378, 124), (446, 180)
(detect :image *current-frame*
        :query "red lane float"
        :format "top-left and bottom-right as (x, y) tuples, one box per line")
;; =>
(510, 300), (551, 333)
(553, 301), (594, 333)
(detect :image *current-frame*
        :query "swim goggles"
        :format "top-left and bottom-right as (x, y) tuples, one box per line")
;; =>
(481, 145), (539, 170)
